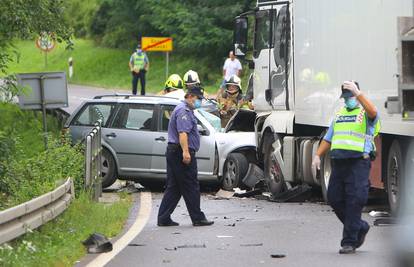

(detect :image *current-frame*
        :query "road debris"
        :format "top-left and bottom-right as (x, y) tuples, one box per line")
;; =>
(128, 243), (146, 247)
(82, 233), (113, 253)
(226, 223), (236, 227)
(165, 244), (206, 251)
(369, 211), (390, 217)
(271, 254), (286, 258)
(234, 188), (263, 198)
(240, 243), (263, 247)
(116, 182), (145, 194)
(215, 189), (235, 199)
(242, 163), (264, 188)
(172, 232), (181, 235)
(217, 235), (233, 238)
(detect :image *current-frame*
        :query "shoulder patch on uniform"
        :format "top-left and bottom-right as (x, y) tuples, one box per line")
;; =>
(181, 114), (189, 121)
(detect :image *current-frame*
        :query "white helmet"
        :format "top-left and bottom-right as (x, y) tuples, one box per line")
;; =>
(183, 70), (201, 86)
(225, 74), (242, 90)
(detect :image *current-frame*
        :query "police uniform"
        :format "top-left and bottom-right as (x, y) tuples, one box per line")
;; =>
(157, 99), (209, 225)
(130, 50), (148, 95)
(324, 106), (380, 248)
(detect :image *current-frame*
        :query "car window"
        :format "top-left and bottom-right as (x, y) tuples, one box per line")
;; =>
(159, 105), (176, 132)
(113, 104), (154, 131)
(73, 103), (115, 126)
(198, 109), (222, 132)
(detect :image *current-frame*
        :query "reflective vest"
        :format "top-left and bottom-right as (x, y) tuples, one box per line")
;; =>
(132, 52), (146, 70)
(331, 107), (380, 153)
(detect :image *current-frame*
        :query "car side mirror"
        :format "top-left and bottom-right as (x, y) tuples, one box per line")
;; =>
(197, 124), (208, 136)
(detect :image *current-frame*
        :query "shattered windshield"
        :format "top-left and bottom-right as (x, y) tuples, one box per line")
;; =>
(197, 109), (223, 132)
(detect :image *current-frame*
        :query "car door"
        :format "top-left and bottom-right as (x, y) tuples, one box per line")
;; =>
(103, 103), (156, 174)
(68, 102), (116, 143)
(194, 110), (216, 176)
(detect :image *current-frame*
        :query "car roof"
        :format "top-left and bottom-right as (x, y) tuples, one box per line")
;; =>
(88, 94), (182, 105)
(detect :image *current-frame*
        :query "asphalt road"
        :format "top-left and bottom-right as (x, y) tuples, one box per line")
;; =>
(105, 191), (394, 267)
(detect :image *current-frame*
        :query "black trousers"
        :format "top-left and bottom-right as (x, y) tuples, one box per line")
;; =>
(328, 158), (371, 247)
(132, 70), (146, 95)
(157, 146), (206, 223)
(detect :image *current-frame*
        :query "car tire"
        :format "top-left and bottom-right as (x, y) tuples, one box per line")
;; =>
(263, 133), (285, 196)
(101, 149), (117, 188)
(320, 151), (332, 203)
(387, 140), (403, 215)
(222, 153), (249, 191)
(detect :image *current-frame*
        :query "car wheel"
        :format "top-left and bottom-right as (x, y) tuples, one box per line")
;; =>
(320, 151), (332, 203)
(101, 149), (117, 188)
(263, 133), (285, 196)
(387, 140), (403, 215)
(222, 153), (248, 191)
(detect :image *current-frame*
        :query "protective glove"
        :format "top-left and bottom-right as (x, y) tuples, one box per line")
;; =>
(311, 155), (321, 172)
(342, 81), (361, 97)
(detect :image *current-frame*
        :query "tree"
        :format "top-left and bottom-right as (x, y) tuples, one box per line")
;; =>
(0, 0), (73, 74)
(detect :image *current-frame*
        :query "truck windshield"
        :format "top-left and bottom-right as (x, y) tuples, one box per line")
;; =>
(254, 10), (271, 57)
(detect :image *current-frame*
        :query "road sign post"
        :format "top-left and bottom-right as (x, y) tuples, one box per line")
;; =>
(36, 32), (56, 69)
(142, 37), (173, 81)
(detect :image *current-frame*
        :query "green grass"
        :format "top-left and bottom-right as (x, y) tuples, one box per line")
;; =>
(6, 39), (226, 94)
(0, 192), (132, 267)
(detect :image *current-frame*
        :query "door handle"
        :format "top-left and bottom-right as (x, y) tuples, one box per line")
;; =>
(106, 133), (117, 138)
(155, 136), (166, 141)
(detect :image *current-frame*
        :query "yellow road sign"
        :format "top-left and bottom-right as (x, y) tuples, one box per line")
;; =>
(142, 37), (173, 52)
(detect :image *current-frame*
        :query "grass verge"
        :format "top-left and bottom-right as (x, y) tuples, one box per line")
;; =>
(5, 39), (230, 94)
(0, 192), (132, 267)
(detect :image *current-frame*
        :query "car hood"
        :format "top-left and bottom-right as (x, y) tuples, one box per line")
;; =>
(214, 131), (256, 152)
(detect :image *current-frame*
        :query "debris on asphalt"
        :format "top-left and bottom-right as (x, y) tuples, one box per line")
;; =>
(172, 232), (181, 235)
(233, 188), (247, 194)
(128, 243), (146, 247)
(116, 182), (145, 194)
(224, 216), (230, 219)
(217, 235), (233, 238)
(165, 247), (177, 251)
(82, 233), (113, 253)
(271, 254), (286, 258)
(226, 223), (236, 227)
(215, 189), (235, 199)
(234, 188), (263, 198)
(242, 163), (264, 188)
(269, 184), (312, 203)
(374, 217), (397, 226)
(163, 259), (171, 263)
(369, 210), (390, 217)
(240, 243), (263, 247)
(176, 244), (206, 249)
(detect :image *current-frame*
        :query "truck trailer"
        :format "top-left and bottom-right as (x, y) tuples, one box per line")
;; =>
(233, 0), (414, 213)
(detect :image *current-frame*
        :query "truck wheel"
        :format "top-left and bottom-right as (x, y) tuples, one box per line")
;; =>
(320, 152), (332, 203)
(263, 134), (285, 196)
(387, 140), (403, 214)
(222, 153), (249, 191)
(101, 149), (117, 188)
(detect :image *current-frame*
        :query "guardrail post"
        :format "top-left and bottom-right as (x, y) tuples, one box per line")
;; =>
(85, 135), (92, 189)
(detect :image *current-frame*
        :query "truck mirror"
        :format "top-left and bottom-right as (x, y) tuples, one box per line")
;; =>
(234, 17), (248, 57)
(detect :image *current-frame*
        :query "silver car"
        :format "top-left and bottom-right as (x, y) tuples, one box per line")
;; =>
(63, 95), (257, 190)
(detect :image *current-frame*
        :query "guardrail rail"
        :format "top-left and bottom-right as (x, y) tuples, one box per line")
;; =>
(0, 178), (74, 245)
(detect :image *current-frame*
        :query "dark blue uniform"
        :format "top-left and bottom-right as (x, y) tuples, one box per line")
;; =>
(324, 113), (379, 247)
(157, 102), (206, 224)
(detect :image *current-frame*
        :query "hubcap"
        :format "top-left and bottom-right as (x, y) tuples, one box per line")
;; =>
(224, 160), (236, 187)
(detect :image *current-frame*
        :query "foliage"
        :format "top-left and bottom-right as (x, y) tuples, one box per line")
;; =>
(0, 0), (73, 73)
(0, 192), (132, 267)
(64, 0), (99, 37)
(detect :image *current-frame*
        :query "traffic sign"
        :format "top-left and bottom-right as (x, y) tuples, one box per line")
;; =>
(35, 32), (56, 52)
(142, 37), (173, 52)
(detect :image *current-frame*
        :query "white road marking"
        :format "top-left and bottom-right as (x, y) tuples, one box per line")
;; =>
(85, 192), (152, 267)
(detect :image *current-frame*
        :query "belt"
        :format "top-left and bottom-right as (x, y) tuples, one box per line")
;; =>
(167, 143), (195, 153)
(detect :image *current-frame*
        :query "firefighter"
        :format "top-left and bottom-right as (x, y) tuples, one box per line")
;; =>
(312, 81), (380, 254)
(217, 74), (246, 128)
(157, 74), (184, 96)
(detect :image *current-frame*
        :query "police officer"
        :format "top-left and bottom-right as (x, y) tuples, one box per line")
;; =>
(129, 44), (149, 95)
(157, 86), (214, 227)
(312, 81), (380, 254)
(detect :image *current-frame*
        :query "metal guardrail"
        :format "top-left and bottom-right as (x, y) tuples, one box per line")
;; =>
(0, 178), (74, 245)
(85, 121), (102, 201)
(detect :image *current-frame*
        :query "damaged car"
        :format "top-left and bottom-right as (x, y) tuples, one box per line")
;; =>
(63, 95), (258, 190)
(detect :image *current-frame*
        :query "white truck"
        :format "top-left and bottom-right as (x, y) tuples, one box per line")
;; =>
(233, 0), (414, 212)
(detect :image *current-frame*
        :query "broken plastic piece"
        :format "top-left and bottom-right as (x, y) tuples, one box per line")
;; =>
(369, 211), (390, 218)
(82, 233), (113, 253)
(240, 243), (263, 247)
(271, 254), (286, 258)
(242, 163), (264, 188)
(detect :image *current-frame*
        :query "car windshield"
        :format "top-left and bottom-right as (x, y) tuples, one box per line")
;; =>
(197, 109), (222, 132)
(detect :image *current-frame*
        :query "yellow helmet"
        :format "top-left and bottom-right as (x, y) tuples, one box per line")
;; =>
(165, 74), (184, 92)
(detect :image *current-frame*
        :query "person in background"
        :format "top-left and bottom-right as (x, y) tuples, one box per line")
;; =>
(220, 51), (242, 90)
(129, 44), (149, 95)
(312, 81), (380, 254)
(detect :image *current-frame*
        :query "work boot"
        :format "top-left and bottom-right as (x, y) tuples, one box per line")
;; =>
(157, 220), (179, 227)
(339, 246), (356, 254)
(356, 225), (370, 248)
(193, 219), (214, 227)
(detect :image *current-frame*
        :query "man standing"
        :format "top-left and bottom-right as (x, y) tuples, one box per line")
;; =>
(129, 44), (149, 95)
(157, 86), (214, 227)
(312, 81), (380, 254)
(221, 51), (242, 90)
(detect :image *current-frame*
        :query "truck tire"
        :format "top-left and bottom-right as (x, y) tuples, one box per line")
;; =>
(222, 153), (249, 191)
(101, 149), (117, 188)
(387, 140), (403, 214)
(320, 152), (332, 203)
(263, 134), (285, 196)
